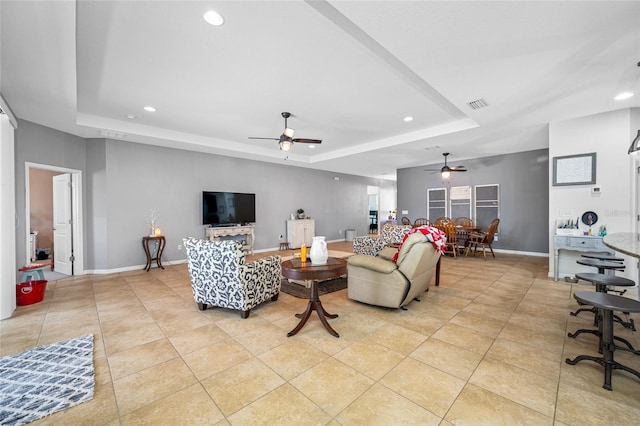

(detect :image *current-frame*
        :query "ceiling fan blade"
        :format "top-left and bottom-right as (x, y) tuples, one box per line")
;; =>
(248, 137), (279, 140)
(451, 168), (467, 172)
(292, 138), (322, 144)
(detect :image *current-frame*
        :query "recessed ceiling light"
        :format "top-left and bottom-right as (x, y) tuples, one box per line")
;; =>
(308, 145), (316, 149)
(126, 114), (136, 120)
(204, 10), (224, 26)
(143, 106), (156, 112)
(403, 116), (413, 122)
(614, 92), (634, 100)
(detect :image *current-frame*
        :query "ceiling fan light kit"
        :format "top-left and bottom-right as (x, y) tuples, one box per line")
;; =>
(424, 152), (467, 178)
(249, 111), (322, 152)
(279, 140), (292, 152)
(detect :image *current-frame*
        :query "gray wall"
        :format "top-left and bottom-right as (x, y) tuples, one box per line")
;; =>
(14, 120), (396, 271)
(14, 119), (87, 270)
(397, 149), (549, 253)
(86, 138), (108, 270)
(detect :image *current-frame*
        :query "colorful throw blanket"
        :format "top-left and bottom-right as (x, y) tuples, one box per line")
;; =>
(392, 225), (446, 262)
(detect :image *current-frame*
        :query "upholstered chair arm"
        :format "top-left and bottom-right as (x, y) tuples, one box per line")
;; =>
(352, 236), (387, 256)
(380, 224), (413, 245)
(347, 254), (398, 274)
(376, 247), (397, 261)
(240, 255), (282, 298)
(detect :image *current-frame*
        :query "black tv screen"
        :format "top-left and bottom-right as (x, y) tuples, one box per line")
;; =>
(202, 192), (256, 226)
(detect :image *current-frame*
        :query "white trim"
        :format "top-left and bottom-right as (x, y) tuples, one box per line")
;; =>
(24, 162), (84, 276)
(0, 92), (18, 129)
(84, 259), (188, 275)
(490, 248), (548, 257)
(0, 115), (16, 319)
(80, 247), (550, 275)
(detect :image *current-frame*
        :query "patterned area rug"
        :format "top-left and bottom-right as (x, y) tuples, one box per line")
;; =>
(280, 277), (347, 299)
(0, 334), (95, 426)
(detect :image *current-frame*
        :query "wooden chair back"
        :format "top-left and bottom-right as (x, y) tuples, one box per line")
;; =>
(454, 217), (473, 228)
(413, 218), (430, 227)
(441, 222), (459, 257)
(484, 218), (500, 242)
(433, 217), (452, 227)
(401, 217), (412, 225)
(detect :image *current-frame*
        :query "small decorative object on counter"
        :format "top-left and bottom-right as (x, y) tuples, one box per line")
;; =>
(297, 208), (305, 219)
(598, 225), (607, 237)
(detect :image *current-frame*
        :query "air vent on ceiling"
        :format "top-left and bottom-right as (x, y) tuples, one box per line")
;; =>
(424, 145), (441, 151)
(468, 98), (489, 110)
(99, 130), (126, 139)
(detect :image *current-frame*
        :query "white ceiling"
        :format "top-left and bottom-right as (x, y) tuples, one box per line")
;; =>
(2, 1), (639, 180)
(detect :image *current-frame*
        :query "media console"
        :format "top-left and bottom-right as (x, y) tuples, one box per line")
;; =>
(205, 224), (254, 255)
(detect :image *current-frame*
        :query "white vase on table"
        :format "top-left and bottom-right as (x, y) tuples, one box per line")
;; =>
(310, 236), (328, 265)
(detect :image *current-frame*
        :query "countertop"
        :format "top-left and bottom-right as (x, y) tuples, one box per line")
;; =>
(603, 232), (640, 258)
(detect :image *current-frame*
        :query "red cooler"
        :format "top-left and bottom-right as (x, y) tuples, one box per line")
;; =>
(16, 280), (48, 306)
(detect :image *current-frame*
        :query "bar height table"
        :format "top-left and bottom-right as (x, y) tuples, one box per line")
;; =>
(603, 232), (640, 300)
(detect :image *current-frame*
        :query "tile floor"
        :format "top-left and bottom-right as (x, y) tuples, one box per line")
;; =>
(3, 242), (640, 425)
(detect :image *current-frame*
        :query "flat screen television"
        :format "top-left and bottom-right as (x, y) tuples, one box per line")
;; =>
(202, 191), (256, 226)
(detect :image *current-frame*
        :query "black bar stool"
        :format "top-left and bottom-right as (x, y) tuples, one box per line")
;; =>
(566, 291), (640, 391)
(581, 253), (625, 263)
(576, 258), (625, 275)
(569, 273), (637, 349)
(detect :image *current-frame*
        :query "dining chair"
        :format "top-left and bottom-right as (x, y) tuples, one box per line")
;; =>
(433, 216), (452, 227)
(441, 222), (460, 258)
(413, 218), (430, 227)
(465, 218), (500, 260)
(453, 216), (474, 251)
(454, 217), (473, 228)
(401, 217), (412, 225)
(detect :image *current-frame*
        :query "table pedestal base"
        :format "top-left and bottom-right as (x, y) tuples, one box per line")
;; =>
(287, 280), (339, 338)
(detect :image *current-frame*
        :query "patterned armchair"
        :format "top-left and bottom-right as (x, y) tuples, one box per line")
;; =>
(183, 238), (281, 318)
(352, 223), (413, 256)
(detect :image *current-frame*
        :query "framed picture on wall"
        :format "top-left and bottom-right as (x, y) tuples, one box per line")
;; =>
(552, 152), (596, 186)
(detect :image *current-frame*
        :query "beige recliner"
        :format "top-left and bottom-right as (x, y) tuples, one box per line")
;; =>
(347, 232), (440, 309)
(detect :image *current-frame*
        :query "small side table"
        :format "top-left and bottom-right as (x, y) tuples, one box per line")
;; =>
(142, 236), (166, 271)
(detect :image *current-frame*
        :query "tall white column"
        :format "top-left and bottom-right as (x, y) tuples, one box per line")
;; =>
(0, 113), (17, 319)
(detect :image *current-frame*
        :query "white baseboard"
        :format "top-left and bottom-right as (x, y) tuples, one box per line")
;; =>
(82, 243), (544, 275)
(491, 248), (549, 257)
(83, 258), (187, 275)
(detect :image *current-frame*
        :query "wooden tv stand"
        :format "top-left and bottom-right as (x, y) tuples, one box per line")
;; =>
(205, 225), (254, 255)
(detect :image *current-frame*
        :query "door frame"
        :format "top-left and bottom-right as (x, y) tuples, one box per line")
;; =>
(24, 162), (84, 276)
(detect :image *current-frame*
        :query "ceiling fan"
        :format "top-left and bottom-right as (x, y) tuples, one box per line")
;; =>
(424, 152), (467, 178)
(249, 112), (322, 152)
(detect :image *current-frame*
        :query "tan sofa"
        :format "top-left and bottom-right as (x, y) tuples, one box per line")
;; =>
(347, 232), (440, 309)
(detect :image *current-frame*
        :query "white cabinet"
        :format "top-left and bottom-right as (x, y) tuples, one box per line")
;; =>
(287, 219), (315, 248)
(205, 225), (254, 255)
(553, 235), (613, 281)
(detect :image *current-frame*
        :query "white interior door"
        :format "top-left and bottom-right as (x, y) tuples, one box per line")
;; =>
(53, 173), (73, 275)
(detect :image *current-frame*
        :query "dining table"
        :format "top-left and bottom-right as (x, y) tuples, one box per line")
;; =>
(455, 225), (481, 250)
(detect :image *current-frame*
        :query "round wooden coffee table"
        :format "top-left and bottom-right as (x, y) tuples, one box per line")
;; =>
(281, 257), (347, 338)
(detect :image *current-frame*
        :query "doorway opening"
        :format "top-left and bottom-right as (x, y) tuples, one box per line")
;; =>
(25, 162), (84, 279)
(367, 186), (379, 235)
